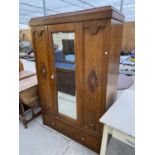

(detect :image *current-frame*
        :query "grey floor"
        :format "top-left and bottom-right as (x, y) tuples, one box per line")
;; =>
(19, 116), (98, 155)
(20, 59), (135, 155)
(19, 115), (134, 155)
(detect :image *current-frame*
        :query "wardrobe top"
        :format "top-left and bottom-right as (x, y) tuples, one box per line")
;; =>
(29, 6), (124, 27)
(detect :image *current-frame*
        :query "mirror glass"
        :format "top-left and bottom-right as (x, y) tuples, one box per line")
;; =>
(52, 32), (77, 119)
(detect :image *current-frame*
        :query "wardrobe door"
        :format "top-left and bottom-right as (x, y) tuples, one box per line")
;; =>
(31, 26), (55, 115)
(81, 20), (110, 133)
(47, 23), (82, 124)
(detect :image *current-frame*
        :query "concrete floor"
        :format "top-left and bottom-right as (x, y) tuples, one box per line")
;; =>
(20, 59), (135, 155)
(20, 116), (98, 155)
(19, 115), (134, 155)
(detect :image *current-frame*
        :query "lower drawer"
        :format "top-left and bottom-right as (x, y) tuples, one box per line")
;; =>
(42, 114), (101, 152)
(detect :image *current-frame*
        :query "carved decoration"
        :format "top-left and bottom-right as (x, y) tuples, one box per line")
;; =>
(87, 70), (99, 92)
(38, 30), (44, 37)
(83, 20), (107, 35)
(40, 62), (47, 79)
(33, 30), (44, 37)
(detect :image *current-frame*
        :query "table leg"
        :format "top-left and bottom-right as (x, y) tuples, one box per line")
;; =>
(19, 102), (27, 128)
(100, 125), (111, 155)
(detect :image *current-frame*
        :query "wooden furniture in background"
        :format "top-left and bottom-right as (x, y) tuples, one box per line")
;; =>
(100, 90), (135, 155)
(19, 59), (24, 71)
(30, 6), (124, 152)
(19, 29), (32, 42)
(122, 22), (135, 51)
(19, 75), (41, 128)
(19, 70), (36, 80)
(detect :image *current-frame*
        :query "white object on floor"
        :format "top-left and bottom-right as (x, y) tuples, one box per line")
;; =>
(100, 90), (135, 155)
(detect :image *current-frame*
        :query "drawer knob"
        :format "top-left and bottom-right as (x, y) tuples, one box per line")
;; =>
(105, 51), (108, 55)
(52, 122), (55, 126)
(81, 137), (85, 141)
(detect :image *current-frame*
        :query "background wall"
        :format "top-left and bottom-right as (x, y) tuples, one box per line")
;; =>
(19, 21), (135, 51)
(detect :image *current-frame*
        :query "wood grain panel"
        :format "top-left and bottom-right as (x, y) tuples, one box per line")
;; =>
(82, 20), (110, 132)
(106, 20), (123, 110)
(122, 22), (135, 51)
(31, 26), (55, 114)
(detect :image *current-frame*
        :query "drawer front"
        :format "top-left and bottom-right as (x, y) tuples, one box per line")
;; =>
(42, 114), (101, 152)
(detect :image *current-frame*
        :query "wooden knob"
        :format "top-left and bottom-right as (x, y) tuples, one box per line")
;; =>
(51, 73), (55, 79)
(105, 51), (108, 55)
(81, 137), (85, 141)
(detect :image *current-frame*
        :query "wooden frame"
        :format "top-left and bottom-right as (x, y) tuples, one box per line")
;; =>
(47, 23), (80, 125)
(30, 6), (124, 152)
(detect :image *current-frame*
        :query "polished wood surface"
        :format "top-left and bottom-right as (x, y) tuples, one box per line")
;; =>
(30, 6), (124, 152)
(19, 70), (36, 80)
(105, 19), (123, 109)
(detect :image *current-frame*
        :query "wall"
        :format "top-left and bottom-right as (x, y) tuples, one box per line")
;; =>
(122, 21), (135, 51)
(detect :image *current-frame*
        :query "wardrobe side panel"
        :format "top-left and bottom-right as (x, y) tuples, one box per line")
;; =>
(106, 20), (124, 109)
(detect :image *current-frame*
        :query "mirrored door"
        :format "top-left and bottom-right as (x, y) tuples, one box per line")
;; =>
(51, 32), (77, 120)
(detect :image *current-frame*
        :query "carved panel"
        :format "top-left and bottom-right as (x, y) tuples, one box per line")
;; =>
(40, 62), (47, 79)
(83, 20), (107, 35)
(33, 30), (44, 37)
(87, 70), (99, 92)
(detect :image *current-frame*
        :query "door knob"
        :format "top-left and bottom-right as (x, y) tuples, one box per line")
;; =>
(51, 73), (55, 79)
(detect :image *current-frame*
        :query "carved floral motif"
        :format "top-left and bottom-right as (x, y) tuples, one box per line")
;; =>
(87, 70), (99, 92)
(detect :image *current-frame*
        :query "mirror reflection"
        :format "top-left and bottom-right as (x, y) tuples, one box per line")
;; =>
(52, 32), (77, 119)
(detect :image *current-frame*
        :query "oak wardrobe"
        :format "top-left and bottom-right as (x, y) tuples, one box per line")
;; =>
(30, 6), (124, 152)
